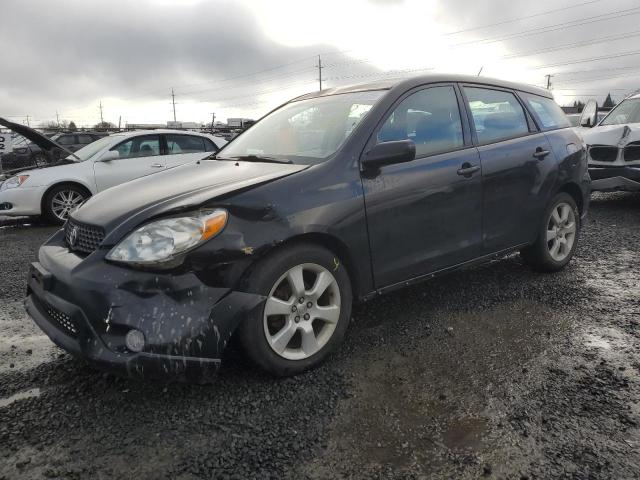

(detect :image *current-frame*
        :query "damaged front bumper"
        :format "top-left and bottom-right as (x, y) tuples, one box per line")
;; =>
(25, 230), (265, 383)
(589, 165), (640, 192)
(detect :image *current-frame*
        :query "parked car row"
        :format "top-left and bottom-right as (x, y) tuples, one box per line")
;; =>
(0, 131), (108, 172)
(0, 121), (226, 223)
(16, 74), (592, 382)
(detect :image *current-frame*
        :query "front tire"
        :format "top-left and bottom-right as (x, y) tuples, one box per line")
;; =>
(238, 243), (352, 376)
(43, 184), (90, 225)
(520, 192), (580, 272)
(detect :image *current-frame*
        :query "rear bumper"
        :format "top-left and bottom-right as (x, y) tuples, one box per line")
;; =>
(25, 231), (265, 382)
(589, 165), (640, 192)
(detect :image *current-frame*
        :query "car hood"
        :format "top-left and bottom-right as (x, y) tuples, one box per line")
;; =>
(581, 123), (640, 147)
(0, 158), (76, 180)
(0, 117), (76, 157)
(73, 160), (309, 240)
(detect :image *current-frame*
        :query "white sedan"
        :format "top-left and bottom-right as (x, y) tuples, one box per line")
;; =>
(0, 129), (226, 223)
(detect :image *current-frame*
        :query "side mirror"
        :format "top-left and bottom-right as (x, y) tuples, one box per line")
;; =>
(579, 99), (599, 128)
(361, 140), (416, 170)
(98, 150), (120, 162)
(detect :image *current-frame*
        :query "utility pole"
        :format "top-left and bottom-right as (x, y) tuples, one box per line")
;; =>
(210, 112), (215, 133)
(25, 115), (30, 127)
(56, 111), (60, 128)
(99, 101), (104, 124)
(317, 55), (323, 92)
(545, 74), (554, 90)
(171, 88), (177, 122)
(118, 116), (122, 131)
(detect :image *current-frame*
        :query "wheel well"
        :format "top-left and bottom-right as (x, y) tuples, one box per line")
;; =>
(266, 233), (361, 299)
(41, 182), (92, 213)
(558, 182), (584, 215)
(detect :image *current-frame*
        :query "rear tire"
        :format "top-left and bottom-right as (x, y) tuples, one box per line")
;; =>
(43, 184), (90, 225)
(238, 243), (352, 376)
(520, 192), (580, 272)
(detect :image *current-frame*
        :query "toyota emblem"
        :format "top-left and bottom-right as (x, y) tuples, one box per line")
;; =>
(69, 226), (79, 248)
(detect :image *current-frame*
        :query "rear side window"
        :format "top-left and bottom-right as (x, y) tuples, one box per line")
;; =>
(166, 135), (206, 154)
(520, 92), (570, 130)
(464, 87), (529, 144)
(376, 85), (464, 157)
(57, 135), (76, 145)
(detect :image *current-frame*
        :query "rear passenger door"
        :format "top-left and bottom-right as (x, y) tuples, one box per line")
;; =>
(164, 134), (212, 169)
(361, 84), (484, 288)
(461, 85), (556, 253)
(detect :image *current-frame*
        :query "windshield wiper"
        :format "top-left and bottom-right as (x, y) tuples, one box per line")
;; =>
(227, 155), (293, 164)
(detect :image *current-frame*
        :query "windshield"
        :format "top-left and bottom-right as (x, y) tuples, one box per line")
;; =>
(218, 91), (385, 164)
(600, 98), (640, 126)
(66, 135), (114, 162)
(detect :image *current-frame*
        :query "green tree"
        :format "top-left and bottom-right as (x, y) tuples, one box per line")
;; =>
(68, 121), (78, 132)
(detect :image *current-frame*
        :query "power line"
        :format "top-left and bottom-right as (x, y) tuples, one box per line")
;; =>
(444, 0), (603, 35)
(450, 6), (640, 47)
(535, 48), (640, 69)
(501, 29), (640, 60)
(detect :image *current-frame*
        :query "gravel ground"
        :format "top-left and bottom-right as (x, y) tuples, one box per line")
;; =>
(0, 193), (639, 479)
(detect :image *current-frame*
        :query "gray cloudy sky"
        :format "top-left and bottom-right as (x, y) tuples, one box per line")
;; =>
(2, 0), (640, 127)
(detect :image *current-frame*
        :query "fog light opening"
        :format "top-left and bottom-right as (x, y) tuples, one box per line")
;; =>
(125, 329), (145, 353)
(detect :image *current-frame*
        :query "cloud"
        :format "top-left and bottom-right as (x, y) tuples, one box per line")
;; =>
(1, 0), (639, 125)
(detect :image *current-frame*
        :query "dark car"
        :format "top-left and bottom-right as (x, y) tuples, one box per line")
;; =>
(25, 74), (590, 381)
(1, 132), (107, 171)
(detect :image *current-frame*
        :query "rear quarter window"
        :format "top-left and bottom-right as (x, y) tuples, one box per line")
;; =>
(520, 92), (570, 131)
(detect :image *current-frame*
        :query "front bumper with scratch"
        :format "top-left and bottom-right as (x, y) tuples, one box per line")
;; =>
(25, 230), (265, 382)
(589, 165), (640, 192)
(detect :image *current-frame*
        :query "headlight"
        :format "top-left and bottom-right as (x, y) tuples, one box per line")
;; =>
(106, 209), (228, 264)
(0, 175), (29, 191)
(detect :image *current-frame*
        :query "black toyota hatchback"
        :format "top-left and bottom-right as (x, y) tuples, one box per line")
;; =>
(26, 74), (590, 381)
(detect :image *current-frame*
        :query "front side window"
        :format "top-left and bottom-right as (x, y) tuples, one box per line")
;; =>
(219, 91), (385, 164)
(204, 138), (218, 152)
(166, 134), (206, 154)
(376, 85), (464, 157)
(464, 87), (529, 144)
(520, 93), (570, 131)
(600, 98), (640, 126)
(112, 135), (160, 159)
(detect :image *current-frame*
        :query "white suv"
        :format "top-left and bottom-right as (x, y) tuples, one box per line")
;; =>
(0, 129), (226, 223)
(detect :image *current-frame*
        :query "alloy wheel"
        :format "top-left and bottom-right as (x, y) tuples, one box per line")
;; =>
(51, 190), (85, 222)
(546, 202), (576, 262)
(263, 263), (341, 361)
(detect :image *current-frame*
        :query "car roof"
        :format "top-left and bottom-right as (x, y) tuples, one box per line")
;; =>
(108, 129), (221, 139)
(291, 73), (552, 102)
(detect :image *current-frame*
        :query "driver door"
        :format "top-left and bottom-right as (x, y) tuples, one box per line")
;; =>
(93, 134), (165, 191)
(361, 84), (484, 288)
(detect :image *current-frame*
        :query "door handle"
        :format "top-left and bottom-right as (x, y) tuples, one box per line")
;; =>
(457, 163), (480, 177)
(533, 147), (551, 160)
(150, 163), (164, 168)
